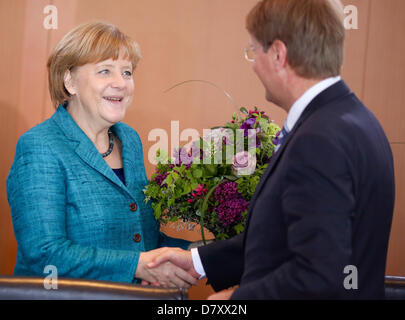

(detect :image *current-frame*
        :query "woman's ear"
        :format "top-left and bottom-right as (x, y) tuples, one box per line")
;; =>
(64, 70), (76, 96)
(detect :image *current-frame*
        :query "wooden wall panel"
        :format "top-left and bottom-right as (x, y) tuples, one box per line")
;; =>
(15, 0), (51, 138)
(0, 0), (404, 299)
(0, 0), (28, 275)
(387, 144), (405, 276)
(363, 0), (405, 142)
(341, 0), (371, 99)
(42, 0), (79, 120)
(362, 0), (405, 276)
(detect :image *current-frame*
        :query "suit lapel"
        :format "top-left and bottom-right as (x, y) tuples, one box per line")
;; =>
(52, 105), (137, 200)
(244, 80), (352, 231)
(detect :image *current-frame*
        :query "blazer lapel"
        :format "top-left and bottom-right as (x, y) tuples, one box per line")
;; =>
(74, 138), (126, 188)
(111, 123), (140, 195)
(52, 106), (136, 199)
(244, 80), (352, 231)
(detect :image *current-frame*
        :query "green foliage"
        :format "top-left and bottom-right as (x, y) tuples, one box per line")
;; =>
(143, 106), (280, 241)
(236, 164), (268, 199)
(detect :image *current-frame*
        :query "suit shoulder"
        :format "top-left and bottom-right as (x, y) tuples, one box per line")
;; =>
(9, 119), (64, 183)
(16, 118), (58, 150)
(296, 94), (390, 160)
(305, 94), (374, 133)
(14, 117), (73, 167)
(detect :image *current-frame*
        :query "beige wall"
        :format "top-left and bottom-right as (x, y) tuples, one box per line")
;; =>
(0, 0), (404, 299)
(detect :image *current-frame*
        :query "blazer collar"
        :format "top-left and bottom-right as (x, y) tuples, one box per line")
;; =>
(244, 80), (352, 229)
(51, 105), (138, 200)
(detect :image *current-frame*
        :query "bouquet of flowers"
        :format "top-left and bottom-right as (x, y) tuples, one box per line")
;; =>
(144, 107), (281, 243)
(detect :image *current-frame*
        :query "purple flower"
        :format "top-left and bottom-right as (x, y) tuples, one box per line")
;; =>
(245, 117), (256, 126)
(272, 130), (282, 146)
(247, 128), (261, 148)
(173, 147), (193, 166)
(240, 117), (256, 137)
(213, 182), (249, 226)
(153, 172), (169, 187)
(215, 198), (249, 226)
(214, 182), (240, 204)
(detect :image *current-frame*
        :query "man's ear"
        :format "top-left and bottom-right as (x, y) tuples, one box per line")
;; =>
(64, 70), (76, 96)
(272, 40), (288, 69)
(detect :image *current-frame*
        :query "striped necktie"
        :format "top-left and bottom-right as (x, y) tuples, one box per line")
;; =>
(274, 126), (289, 153)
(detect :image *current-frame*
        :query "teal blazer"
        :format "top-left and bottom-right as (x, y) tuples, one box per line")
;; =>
(7, 105), (189, 283)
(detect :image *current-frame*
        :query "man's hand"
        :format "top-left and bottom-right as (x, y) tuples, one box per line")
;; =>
(207, 288), (235, 300)
(147, 247), (201, 280)
(135, 248), (198, 288)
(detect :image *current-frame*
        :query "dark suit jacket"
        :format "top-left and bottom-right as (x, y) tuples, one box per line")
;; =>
(199, 80), (395, 299)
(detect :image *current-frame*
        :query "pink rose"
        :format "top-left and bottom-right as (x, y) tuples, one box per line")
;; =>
(232, 151), (257, 176)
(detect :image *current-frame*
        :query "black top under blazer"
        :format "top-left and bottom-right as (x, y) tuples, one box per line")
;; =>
(198, 80), (395, 299)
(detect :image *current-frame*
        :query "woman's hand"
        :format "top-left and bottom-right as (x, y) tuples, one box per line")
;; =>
(135, 248), (199, 289)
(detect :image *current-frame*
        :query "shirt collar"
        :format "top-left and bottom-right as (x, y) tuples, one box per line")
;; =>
(284, 76), (341, 132)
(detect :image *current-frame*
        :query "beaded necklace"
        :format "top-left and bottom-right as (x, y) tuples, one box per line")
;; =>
(101, 129), (114, 158)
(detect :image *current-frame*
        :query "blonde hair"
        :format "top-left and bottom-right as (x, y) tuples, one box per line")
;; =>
(246, 0), (345, 79)
(47, 21), (142, 108)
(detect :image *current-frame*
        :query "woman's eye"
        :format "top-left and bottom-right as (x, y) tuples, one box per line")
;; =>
(123, 70), (132, 77)
(99, 69), (109, 75)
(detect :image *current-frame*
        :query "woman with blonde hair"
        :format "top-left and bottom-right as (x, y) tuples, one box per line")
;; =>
(7, 22), (198, 288)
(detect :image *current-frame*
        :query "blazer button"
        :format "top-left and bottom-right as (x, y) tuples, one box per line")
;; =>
(133, 233), (141, 243)
(129, 203), (137, 212)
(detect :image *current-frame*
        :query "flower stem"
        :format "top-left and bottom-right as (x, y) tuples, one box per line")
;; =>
(199, 178), (224, 244)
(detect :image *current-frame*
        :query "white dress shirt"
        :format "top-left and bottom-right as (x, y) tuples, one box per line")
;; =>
(285, 76), (341, 132)
(191, 76), (342, 279)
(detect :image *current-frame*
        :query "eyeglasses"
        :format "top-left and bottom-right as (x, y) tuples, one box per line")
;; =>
(244, 42), (274, 62)
(244, 46), (255, 62)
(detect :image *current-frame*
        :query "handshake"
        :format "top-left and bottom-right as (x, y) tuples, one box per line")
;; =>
(135, 247), (200, 289)
(135, 244), (236, 300)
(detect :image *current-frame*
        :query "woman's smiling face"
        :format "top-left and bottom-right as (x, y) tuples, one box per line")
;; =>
(65, 51), (134, 127)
